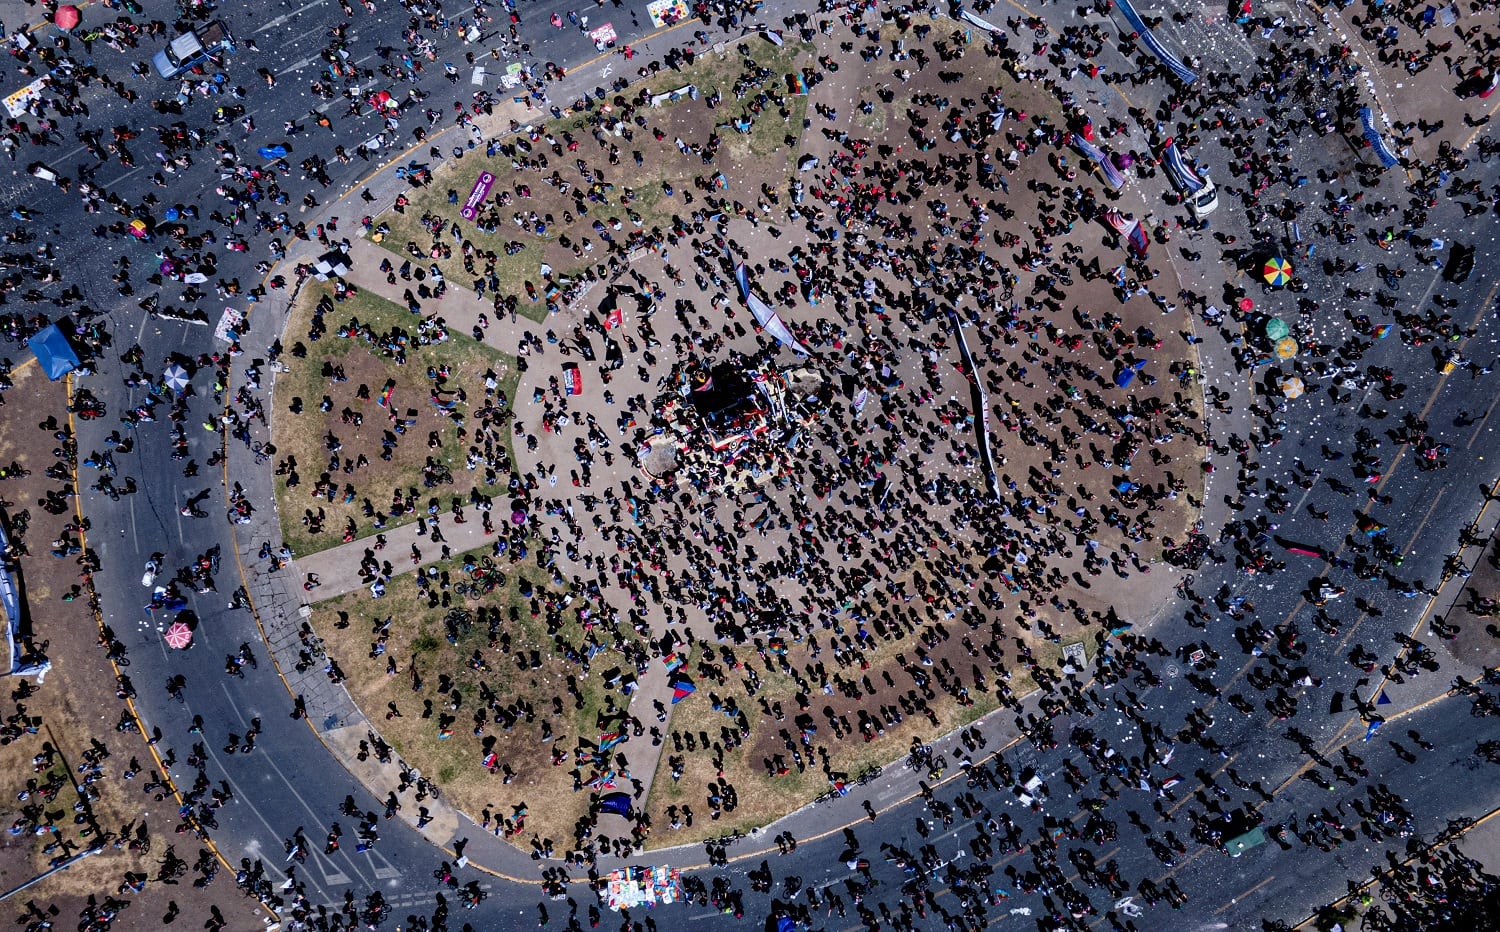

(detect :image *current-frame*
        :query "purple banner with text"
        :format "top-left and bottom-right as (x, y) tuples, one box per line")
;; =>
(460, 171), (496, 220)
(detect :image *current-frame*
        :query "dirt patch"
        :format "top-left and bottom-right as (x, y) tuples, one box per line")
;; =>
(374, 38), (816, 322)
(644, 628), (1058, 848)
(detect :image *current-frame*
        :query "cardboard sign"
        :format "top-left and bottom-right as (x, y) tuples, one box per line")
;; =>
(214, 307), (244, 343)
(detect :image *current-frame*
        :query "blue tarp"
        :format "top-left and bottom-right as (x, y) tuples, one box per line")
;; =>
(1113, 0), (1198, 84)
(27, 324), (80, 381)
(1115, 360), (1147, 388)
(598, 792), (634, 817)
(1359, 108), (1401, 169)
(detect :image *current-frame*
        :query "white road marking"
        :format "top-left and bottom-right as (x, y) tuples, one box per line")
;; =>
(256, 0), (329, 35)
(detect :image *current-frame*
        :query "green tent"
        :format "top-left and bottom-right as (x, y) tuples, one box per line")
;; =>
(1225, 827), (1266, 857)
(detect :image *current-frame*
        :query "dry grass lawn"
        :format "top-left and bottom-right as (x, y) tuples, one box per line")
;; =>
(313, 546), (616, 850)
(375, 37), (814, 319)
(272, 281), (518, 556)
(645, 624), (1056, 848)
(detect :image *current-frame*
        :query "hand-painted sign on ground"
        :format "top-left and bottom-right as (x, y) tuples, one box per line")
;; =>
(647, 0), (688, 27)
(3, 75), (48, 119)
(589, 22), (617, 48)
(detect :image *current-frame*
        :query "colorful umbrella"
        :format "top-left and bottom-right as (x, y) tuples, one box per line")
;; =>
(1263, 257), (1293, 287)
(1275, 337), (1299, 359)
(163, 621), (193, 650)
(163, 364), (189, 392)
(1280, 376), (1305, 399)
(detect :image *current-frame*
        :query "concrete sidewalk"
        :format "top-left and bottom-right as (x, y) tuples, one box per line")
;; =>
(342, 235), (545, 348)
(294, 506), (497, 602)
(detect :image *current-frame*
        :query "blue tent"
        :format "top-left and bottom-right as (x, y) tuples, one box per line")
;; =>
(598, 792), (633, 818)
(27, 324), (80, 381)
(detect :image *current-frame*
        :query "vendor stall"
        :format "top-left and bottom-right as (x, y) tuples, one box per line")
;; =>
(604, 866), (682, 910)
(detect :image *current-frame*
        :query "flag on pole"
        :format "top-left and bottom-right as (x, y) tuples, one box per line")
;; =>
(1376, 690), (1391, 706)
(377, 379), (396, 407)
(670, 678), (697, 703)
(1362, 720), (1383, 742)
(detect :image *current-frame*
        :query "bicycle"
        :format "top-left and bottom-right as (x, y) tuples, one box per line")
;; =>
(443, 608), (473, 642)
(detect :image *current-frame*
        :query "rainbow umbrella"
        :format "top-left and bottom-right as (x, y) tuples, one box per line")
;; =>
(1263, 257), (1293, 287)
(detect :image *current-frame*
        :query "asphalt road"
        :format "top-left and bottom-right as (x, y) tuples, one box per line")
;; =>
(10, 0), (1500, 928)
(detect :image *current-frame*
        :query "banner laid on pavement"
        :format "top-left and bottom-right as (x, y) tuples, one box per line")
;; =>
(1112, 0), (1198, 84)
(1360, 108), (1401, 169)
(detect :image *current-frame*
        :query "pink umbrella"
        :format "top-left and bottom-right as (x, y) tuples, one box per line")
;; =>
(511, 510), (527, 525)
(163, 621), (193, 650)
(54, 5), (81, 30)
